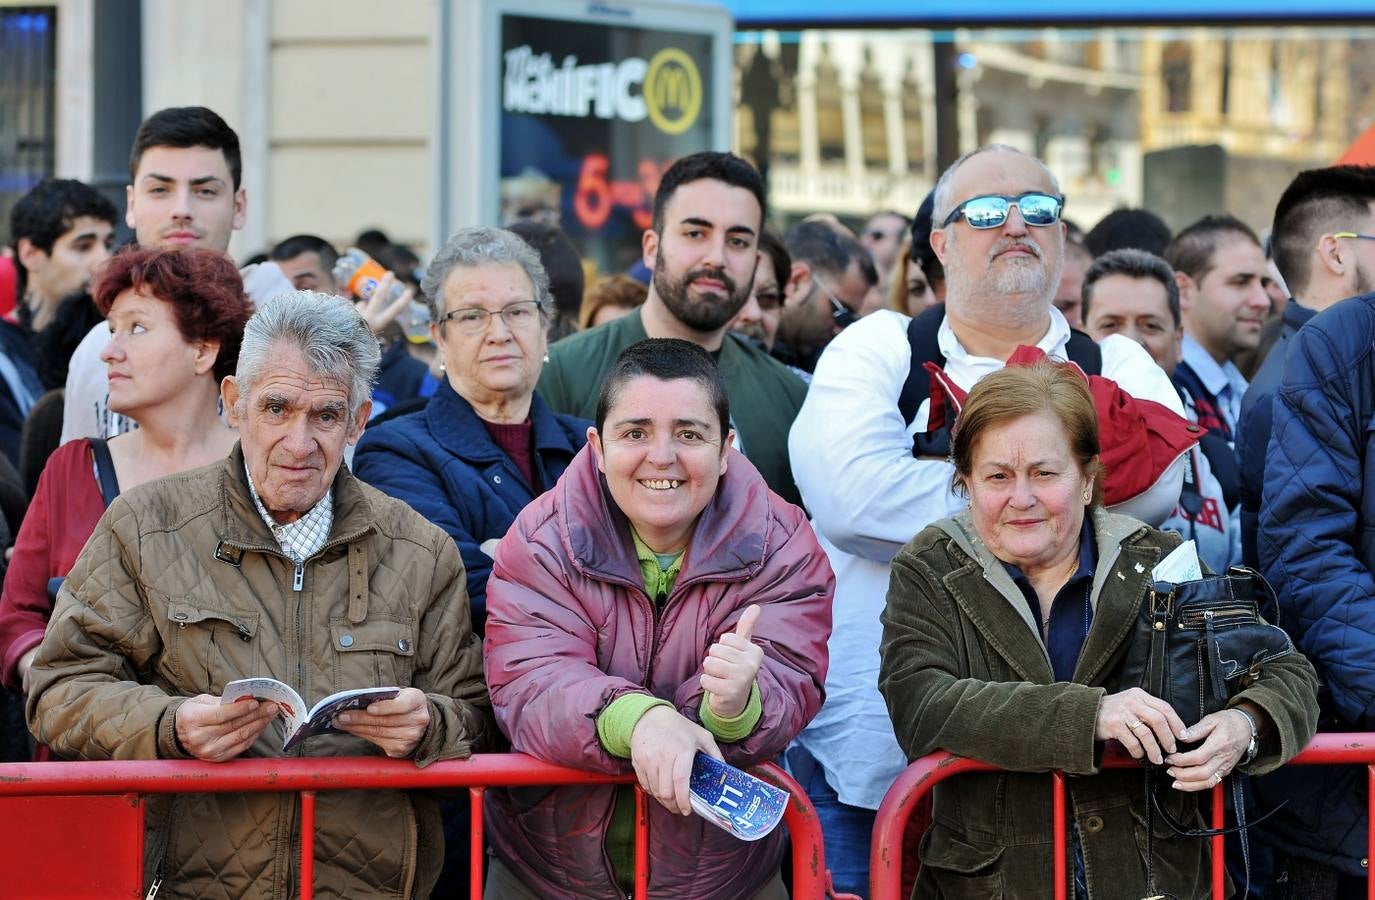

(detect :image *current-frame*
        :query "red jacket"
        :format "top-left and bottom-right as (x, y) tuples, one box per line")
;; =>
(483, 445), (833, 899)
(0, 439), (105, 690)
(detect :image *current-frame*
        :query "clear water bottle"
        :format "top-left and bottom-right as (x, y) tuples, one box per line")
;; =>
(333, 248), (432, 343)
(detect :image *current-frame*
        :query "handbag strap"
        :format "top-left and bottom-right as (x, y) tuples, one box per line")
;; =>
(89, 438), (121, 508)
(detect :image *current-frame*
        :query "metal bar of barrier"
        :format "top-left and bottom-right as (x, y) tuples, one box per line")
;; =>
(0, 754), (840, 899)
(1211, 784), (1225, 900)
(300, 790), (316, 900)
(870, 734), (1375, 900)
(469, 786), (485, 900)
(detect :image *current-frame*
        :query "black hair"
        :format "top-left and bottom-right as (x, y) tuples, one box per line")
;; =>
(595, 338), (730, 440)
(270, 234), (340, 274)
(757, 227), (791, 286)
(651, 152), (765, 234)
(1165, 214), (1261, 283)
(506, 219), (585, 320)
(1271, 165), (1375, 294)
(908, 189), (945, 288)
(783, 220), (879, 287)
(129, 106), (242, 190)
(1084, 208), (1173, 259)
(1081, 248), (1182, 327)
(8, 178), (117, 300)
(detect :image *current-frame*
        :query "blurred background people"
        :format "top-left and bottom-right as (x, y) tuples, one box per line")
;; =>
(579, 273), (647, 330)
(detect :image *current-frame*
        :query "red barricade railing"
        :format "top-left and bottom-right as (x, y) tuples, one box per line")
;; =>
(870, 733), (1375, 900)
(0, 753), (858, 900)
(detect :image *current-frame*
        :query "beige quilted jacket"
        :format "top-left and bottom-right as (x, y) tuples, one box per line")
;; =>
(27, 445), (494, 899)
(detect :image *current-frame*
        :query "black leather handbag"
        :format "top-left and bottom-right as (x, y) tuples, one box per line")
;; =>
(1117, 565), (1294, 728)
(1116, 565), (1294, 898)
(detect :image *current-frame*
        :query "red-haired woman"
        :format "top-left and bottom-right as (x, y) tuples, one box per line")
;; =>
(0, 247), (251, 699)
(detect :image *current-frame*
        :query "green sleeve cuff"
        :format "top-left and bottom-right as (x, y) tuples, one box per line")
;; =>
(700, 681), (762, 742)
(597, 693), (674, 759)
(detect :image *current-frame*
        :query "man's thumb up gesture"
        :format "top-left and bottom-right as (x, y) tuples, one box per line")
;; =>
(701, 605), (765, 719)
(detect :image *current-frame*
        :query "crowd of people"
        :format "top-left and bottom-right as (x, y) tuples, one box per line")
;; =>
(0, 101), (1366, 899)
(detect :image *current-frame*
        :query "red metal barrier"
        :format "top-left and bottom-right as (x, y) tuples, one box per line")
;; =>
(0, 754), (856, 900)
(870, 733), (1375, 900)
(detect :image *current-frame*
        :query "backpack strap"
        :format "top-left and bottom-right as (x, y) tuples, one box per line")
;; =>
(88, 438), (121, 508)
(1064, 328), (1103, 377)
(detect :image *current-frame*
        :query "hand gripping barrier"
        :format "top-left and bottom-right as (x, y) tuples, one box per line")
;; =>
(0, 753), (859, 900)
(869, 733), (1375, 900)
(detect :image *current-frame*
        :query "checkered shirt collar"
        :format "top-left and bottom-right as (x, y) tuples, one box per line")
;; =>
(244, 464), (334, 564)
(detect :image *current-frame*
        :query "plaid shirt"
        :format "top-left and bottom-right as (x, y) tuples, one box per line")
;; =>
(244, 466), (334, 564)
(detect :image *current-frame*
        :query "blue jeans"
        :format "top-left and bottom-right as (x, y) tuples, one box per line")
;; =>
(787, 746), (876, 898)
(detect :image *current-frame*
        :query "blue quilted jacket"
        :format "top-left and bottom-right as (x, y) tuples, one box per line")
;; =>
(353, 379), (586, 629)
(1256, 290), (1375, 876)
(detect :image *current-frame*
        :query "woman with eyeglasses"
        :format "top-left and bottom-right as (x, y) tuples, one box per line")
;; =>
(354, 226), (587, 634)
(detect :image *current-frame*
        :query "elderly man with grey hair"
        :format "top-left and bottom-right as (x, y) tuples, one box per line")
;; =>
(28, 291), (493, 899)
(354, 226), (587, 632)
(784, 144), (1189, 893)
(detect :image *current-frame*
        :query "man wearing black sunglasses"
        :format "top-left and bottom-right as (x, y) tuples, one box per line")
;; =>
(785, 144), (1191, 895)
(774, 220), (876, 373)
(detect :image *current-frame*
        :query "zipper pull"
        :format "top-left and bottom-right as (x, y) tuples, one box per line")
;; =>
(293, 562), (304, 592)
(145, 877), (162, 900)
(237, 623), (252, 642)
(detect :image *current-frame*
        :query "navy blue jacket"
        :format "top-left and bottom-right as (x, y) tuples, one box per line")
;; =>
(353, 379), (586, 627)
(1237, 299), (1316, 567)
(1257, 291), (1375, 875)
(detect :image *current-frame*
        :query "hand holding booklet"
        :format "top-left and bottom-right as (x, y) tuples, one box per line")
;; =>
(687, 752), (789, 841)
(221, 678), (400, 752)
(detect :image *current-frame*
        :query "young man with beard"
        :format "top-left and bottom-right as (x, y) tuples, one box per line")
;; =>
(538, 151), (807, 506)
(786, 144), (1187, 894)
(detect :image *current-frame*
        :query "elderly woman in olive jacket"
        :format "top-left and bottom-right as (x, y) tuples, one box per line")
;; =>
(878, 363), (1318, 900)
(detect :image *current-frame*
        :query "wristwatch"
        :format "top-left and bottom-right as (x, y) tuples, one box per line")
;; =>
(1233, 707), (1260, 765)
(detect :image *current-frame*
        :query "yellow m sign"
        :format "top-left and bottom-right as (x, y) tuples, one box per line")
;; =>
(644, 48), (702, 135)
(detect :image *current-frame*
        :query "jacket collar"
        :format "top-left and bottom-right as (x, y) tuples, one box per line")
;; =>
(424, 378), (579, 465)
(1282, 296), (1317, 334)
(934, 508), (1161, 685)
(555, 444), (772, 591)
(218, 442), (375, 553)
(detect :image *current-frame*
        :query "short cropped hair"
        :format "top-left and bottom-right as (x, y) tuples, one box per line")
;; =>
(595, 338), (730, 440)
(235, 291), (380, 416)
(651, 152), (765, 234)
(1081, 248), (1182, 327)
(92, 247), (252, 382)
(270, 234), (339, 274)
(1165, 214), (1261, 283)
(130, 107), (242, 190)
(420, 226), (553, 324)
(951, 361), (1104, 507)
(1084, 208), (1173, 258)
(1270, 165), (1375, 294)
(784, 220), (879, 287)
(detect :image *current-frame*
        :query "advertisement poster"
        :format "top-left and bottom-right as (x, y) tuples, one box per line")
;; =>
(498, 12), (719, 274)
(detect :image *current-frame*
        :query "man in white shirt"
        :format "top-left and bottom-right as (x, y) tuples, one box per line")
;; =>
(786, 144), (1187, 894)
(1164, 215), (1270, 446)
(61, 106), (292, 443)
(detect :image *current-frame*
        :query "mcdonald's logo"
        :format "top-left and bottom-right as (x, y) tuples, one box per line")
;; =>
(644, 48), (701, 135)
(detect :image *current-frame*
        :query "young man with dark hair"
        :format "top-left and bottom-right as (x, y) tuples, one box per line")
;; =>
(1164, 214), (1269, 445)
(62, 106), (292, 443)
(1248, 166), (1375, 899)
(776, 220), (878, 372)
(1237, 165), (1375, 567)
(538, 151), (807, 506)
(269, 233), (339, 293)
(9, 179), (116, 333)
(1084, 206), (1173, 258)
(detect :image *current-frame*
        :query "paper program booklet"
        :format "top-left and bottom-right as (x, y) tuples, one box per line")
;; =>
(687, 752), (789, 841)
(220, 677), (400, 752)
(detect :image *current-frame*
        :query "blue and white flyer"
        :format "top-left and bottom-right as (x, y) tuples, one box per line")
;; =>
(688, 752), (789, 841)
